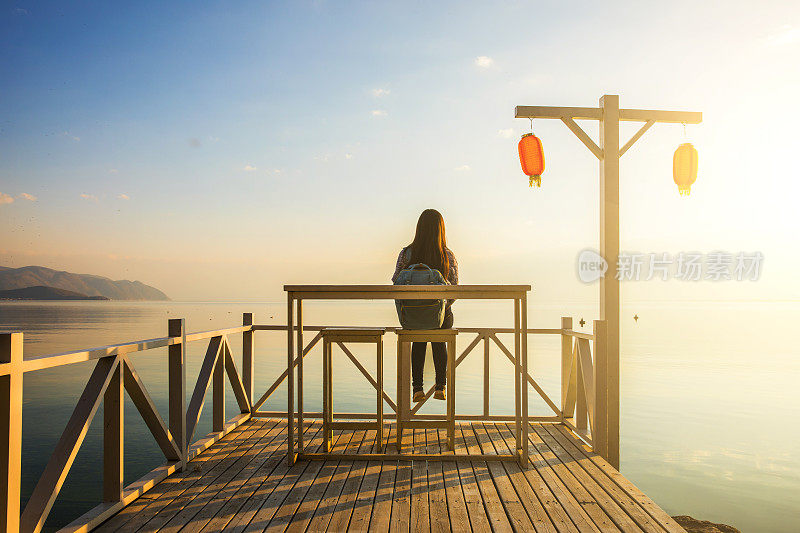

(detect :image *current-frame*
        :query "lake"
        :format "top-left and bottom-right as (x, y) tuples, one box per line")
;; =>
(1, 299), (798, 531)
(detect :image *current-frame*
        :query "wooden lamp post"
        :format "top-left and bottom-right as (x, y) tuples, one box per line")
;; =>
(515, 95), (702, 468)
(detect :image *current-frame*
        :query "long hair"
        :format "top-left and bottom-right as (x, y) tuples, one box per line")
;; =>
(408, 209), (449, 276)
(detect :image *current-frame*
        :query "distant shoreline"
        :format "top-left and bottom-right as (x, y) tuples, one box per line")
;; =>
(0, 286), (109, 301)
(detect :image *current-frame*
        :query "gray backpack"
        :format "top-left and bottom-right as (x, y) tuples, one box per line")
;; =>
(393, 263), (447, 329)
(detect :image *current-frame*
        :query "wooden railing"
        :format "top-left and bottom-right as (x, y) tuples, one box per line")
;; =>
(0, 314), (616, 532)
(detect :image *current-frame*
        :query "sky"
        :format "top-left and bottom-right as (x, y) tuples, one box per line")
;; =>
(1, 0), (799, 302)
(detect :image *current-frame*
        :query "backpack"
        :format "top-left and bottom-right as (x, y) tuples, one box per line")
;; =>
(393, 263), (447, 329)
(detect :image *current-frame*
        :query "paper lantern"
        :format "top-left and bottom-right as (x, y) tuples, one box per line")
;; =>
(518, 133), (545, 187)
(673, 142), (698, 196)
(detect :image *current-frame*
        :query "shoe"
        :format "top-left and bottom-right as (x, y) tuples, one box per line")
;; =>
(413, 390), (426, 402)
(434, 388), (446, 401)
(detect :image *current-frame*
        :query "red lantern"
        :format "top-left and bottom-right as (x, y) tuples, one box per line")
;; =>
(518, 133), (545, 187)
(673, 142), (698, 196)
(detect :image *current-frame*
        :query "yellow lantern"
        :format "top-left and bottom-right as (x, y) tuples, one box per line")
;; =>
(673, 143), (698, 196)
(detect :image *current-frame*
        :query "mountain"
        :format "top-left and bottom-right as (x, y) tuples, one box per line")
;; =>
(0, 266), (169, 300)
(0, 286), (109, 300)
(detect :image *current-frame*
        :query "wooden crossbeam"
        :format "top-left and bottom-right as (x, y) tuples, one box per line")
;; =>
(223, 342), (252, 414)
(515, 105), (701, 124)
(489, 333), (561, 416)
(252, 331), (322, 412)
(185, 335), (223, 443)
(20, 356), (119, 533)
(561, 117), (603, 159)
(122, 357), (182, 461)
(335, 342), (397, 413)
(619, 119), (655, 157)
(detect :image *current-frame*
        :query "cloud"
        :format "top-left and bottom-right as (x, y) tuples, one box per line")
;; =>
(242, 165), (257, 172)
(371, 109), (387, 117)
(454, 165), (471, 172)
(764, 25), (799, 47)
(18, 193), (37, 201)
(345, 153), (353, 160)
(62, 131), (80, 142)
(117, 193), (130, 200)
(188, 138), (202, 148)
(14, 8), (29, 15)
(474, 56), (494, 69)
(371, 88), (390, 98)
(109, 168), (119, 174)
(497, 128), (515, 139)
(80, 193), (98, 202)
(0, 192), (14, 205)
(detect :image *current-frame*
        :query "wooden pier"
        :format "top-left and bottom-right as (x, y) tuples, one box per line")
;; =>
(1, 315), (680, 532)
(93, 418), (682, 532)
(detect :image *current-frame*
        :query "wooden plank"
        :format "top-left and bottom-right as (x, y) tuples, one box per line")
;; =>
(593, 320), (608, 460)
(542, 424), (665, 533)
(504, 423), (600, 533)
(186, 336), (223, 443)
(554, 424), (685, 533)
(268, 429), (355, 532)
(389, 442), (411, 533)
(364, 424), (396, 531)
(525, 424), (618, 531)
(472, 423), (536, 531)
(453, 425), (492, 533)
(532, 424), (642, 532)
(480, 423), (556, 532)
(285, 284), (531, 293)
(123, 357), (182, 461)
(169, 420), (292, 532)
(103, 361), (124, 502)
(21, 337), (175, 373)
(460, 424), (513, 533)
(438, 429), (470, 533)
(222, 421), (325, 532)
(618, 108), (702, 124)
(409, 429), (429, 533)
(326, 429), (375, 531)
(20, 356), (118, 533)
(515, 105), (603, 120)
(427, 427), (450, 533)
(97, 420), (276, 533)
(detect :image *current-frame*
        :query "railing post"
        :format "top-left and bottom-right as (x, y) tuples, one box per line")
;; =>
(213, 341), (225, 432)
(593, 320), (609, 461)
(168, 318), (187, 469)
(242, 313), (254, 411)
(0, 333), (22, 532)
(103, 357), (123, 502)
(483, 334), (490, 418)
(560, 317), (572, 420)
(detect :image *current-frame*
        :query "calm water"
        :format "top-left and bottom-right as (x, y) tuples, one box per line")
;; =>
(1, 300), (798, 531)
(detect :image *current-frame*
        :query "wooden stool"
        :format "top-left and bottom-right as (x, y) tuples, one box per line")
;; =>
(395, 329), (457, 452)
(321, 327), (385, 453)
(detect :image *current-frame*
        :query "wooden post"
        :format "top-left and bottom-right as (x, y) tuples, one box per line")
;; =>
(483, 334), (490, 418)
(593, 320), (609, 460)
(296, 299), (304, 452)
(242, 313), (254, 410)
(376, 338), (383, 451)
(560, 317), (573, 420)
(213, 341), (225, 433)
(0, 333), (22, 532)
(520, 293), (529, 468)
(599, 94), (621, 469)
(168, 318), (186, 469)
(103, 359), (123, 502)
(286, 293), (295, 465)
(513, 299), (521, 450)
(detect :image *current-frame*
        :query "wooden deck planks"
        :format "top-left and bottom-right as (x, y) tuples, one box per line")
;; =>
(91, 419), (678, 533)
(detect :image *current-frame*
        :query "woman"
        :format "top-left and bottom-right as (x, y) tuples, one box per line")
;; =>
(391, 209), (458, 402)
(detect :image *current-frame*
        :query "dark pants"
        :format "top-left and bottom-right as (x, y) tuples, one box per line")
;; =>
(411, 308), (453, 392)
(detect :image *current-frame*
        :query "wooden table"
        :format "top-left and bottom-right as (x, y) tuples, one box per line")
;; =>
(285, 284), (531, 467)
